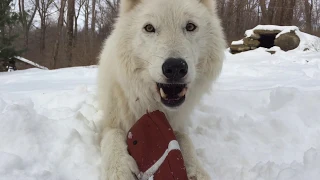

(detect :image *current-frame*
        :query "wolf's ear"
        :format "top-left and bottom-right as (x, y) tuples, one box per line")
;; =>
(119, 0), (141, 14)
(199, 0), (215, 12)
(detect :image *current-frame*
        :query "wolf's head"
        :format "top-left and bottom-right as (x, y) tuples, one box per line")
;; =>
(108, 0), (226, 113)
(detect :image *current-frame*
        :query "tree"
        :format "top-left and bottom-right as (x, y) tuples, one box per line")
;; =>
(315, 0), (320, 34)
(66, 0), (75, 66)
(304, 0), (313, 33)
(274, 0), (296, 25)
(18, 0), (39, 48)
(36, 0), (54, 54)
(0, 0), (21, 71)
(260, 0), (296, 25)
(74, 0), (85, 44)
(234, 0), (246, 37)
(91, 0), (97, 38)
(259, 0), (277, 24)
(84, 0), (90, 55)
(52, 0), (67, 68)
(225, 0), (235, 38)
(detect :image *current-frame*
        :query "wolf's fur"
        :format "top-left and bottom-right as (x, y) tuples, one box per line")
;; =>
(97, 0), (226, 179)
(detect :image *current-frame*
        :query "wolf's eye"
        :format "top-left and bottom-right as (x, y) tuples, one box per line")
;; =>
(144, 24), (155, 33)
(186, 23), (197, 32)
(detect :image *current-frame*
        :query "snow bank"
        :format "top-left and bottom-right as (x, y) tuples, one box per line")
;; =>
(0, 49), (320, 180)
(295, 31), (320, 52)
(0, 67), (101, 180)
(194, 50), (320, 180)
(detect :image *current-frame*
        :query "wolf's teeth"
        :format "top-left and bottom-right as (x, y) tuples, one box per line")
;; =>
(160, 88), (167, 98)
(178, 88), (187, 97)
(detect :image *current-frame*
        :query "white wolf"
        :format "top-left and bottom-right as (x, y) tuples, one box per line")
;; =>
(97, 0), (226, 179)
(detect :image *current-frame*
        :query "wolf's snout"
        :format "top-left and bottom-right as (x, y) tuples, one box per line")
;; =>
(162, 58), (188, 80)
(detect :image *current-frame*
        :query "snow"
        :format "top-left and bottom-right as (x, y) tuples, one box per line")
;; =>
(275, 27), (299, 38)
(0, 66), (100, 180)
(244, 29), (255, 38)
(244, 25), (299, 38)
(267, 46), (282, 52)
(294, 32), (320, 52)
(1, 45), (320, 179)
(231, 39), (244, 45)
(253, 25), (299, 32)
(192, 48), (320, 180)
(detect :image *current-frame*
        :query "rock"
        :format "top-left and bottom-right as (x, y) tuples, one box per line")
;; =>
(247, 33), (261, 40)
(266, 50), (276, 54)
(243, 38), (260, 47)
(230, 44), (251, 53)
(229, 26), (302, 54)
(274, 32), (300, 51)
(253, 29), (281, 35)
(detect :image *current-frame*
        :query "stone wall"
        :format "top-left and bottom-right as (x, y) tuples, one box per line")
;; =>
(230, 27), (300, 54)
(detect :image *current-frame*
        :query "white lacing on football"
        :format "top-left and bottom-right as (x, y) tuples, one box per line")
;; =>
(137, 140), (181, 180)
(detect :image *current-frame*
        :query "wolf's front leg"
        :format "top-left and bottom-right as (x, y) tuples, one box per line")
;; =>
(101, 127), (139, 180)
(175, 131), (211, 180)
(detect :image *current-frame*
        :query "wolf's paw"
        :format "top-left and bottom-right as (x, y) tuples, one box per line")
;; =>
(104, 154), (139, 180)
(187, 166), (211, 180)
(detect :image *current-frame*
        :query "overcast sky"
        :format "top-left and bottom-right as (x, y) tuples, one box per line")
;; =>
(12, 0), (87, 29)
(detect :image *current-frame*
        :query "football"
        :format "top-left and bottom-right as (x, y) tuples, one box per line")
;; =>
(127, 110), (188, 180)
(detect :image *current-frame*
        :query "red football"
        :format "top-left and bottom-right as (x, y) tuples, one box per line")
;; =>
(127, 110), (188, 180)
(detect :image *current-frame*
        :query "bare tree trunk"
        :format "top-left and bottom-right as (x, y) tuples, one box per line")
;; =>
(74, 0), (85, 45)
(259, 0), (269, 24)
(18, 0), (27, 47)
(273, 0), (296, 25)
(27, 0), (39, 48)
(91, 0), (96, 38)
(235, 0), (246, 37)
(283, 0), (296, 25)
(84, 0), (90, 55)
(305, 0), (313, 33)
(37, 0), (53, 54)
(257, 1), (261, 24)
(268, 0), (277, 24)
(259, 0), (277, 24)
(66, 0), (75, 67)
(74, 17), (78, 46)
(52, 0), (67, 68)
(225, 0), (234, 38)
(40, 19), (46, 54)
(39, 0), (45, 54)
(316, 0), (320, 33)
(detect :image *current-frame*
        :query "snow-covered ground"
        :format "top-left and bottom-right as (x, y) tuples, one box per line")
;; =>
(1, 47), (320, 180)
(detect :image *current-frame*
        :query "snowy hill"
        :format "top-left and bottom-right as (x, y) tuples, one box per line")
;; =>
(1, 48), (320, 179)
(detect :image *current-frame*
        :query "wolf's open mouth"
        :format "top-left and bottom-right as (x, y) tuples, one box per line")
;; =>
(156, 83), (187, 107)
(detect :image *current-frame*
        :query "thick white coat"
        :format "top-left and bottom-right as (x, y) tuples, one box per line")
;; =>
(97, 0), (226, 179)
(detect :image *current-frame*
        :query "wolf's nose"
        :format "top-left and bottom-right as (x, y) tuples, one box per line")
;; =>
(162, 58), (188, 80)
